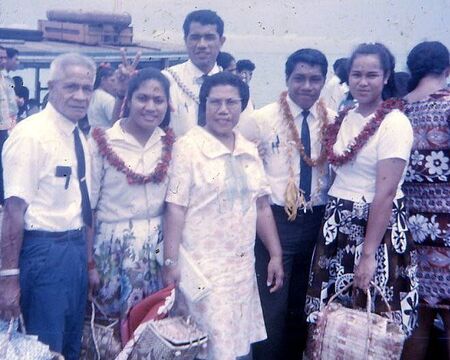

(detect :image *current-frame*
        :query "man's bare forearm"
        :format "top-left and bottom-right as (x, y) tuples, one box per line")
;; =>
(1, 197), (27, 268)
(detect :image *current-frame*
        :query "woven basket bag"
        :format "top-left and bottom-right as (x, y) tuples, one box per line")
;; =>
(306, 281), (406, 360)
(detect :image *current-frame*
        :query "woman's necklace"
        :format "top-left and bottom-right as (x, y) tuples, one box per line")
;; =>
(92, 125), (176, 185)
(324, 98), (405, 167)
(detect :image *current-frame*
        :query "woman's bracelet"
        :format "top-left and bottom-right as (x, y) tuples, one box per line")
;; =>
(0, 268), (20, 277)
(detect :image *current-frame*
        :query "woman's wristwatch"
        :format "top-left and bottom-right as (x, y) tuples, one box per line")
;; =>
(164, 258), (178, 267)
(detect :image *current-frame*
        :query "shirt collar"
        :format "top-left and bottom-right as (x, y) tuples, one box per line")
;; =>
(45, 102), (78, 137)
(185, 60), (221, 85)
(194, 126), (258, 159)
(286, 94), (319, 120)
(106, 119), (165, 149)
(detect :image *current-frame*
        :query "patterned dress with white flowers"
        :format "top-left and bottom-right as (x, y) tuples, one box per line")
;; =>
(305, 108), (418, 336)
(166, 126), (270, 360)
(404, 88), (450, 309)
(90, 121), (168, 318)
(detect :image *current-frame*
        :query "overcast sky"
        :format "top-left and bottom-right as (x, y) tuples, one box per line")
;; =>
(1, 0), (449, 55)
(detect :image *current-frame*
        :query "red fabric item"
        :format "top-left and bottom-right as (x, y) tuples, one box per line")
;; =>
(121, 285), (175, 345)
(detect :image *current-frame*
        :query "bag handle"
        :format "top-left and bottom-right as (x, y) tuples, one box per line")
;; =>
(88, 300), (119, 360)
(327, 280), (393, 317)
(324, 281), (391, 359)
(180, 316), (205, 356)
(5, 314), (27, 340)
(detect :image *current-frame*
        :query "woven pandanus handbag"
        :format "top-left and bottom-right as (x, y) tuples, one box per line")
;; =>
(306, 281), (406, 360)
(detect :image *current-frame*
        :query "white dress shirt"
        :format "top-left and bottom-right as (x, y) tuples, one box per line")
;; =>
(3, 103), (91, 231)
(239, 95), (335, 207)
(329, 108), (413, 202)
(162, 60), (221, 137)
(87, 88), (115, 129)
(89, 120), (168, 222)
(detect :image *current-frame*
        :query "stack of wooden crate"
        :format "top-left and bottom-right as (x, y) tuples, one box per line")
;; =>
(38, 12), (133, 46)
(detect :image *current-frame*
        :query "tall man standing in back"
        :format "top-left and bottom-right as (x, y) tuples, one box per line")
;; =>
(0, 53), (95, 360)
(240, 49), (334, 359)
(163, 9), (225, 136)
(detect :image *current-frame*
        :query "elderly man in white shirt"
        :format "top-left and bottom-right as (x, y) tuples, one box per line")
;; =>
(239, 49), (335, 360)
(162, 9), (225, 137)
(0, 53), (95, 360)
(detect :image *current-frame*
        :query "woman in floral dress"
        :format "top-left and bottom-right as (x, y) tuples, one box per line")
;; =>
(402, 41), (450, 358)
(163, 72), (284, 360)
(88, 68), (174, 325)
(305, 43), (418, 336)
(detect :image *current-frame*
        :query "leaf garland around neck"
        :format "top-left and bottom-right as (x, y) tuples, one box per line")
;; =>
(279, 91), (328, 167)
(165, 67), (199, 105)
(92, 127), (176, 185)
(324, 98), (405, 167)
(280, 91), (329, 220)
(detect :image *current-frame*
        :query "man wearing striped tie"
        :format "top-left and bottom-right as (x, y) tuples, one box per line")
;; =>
(0, 53), (95, 360)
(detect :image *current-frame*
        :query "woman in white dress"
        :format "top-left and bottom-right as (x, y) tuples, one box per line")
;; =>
(163, 72), (284, 360)
(87, 63), (118, 129)
(88, 68), (175, 330)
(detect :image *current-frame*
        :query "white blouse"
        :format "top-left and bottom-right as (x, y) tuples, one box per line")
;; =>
(329, 108), (413, 203)
(89, 120), (169, 222)
(87, 88), (115, 129)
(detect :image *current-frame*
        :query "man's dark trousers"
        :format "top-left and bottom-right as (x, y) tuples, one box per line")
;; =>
(19, 229), (88, 360)
(253, 204), (325, 360)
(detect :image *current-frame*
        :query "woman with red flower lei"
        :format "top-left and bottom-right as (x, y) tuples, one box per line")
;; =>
(87, 67), (175, 339)
(305, 43), (418, 338)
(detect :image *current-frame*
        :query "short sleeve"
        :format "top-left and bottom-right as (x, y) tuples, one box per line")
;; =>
(377, 110), (413, 161)
(165, 138), (193, 207)
(236, 112), (261, 142)
(88, 136), (105, 209)
(2, 127), (41, 204)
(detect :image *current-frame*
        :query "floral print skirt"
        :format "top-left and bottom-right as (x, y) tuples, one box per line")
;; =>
(305, 196), (419, 336)
(93, 217), (163, 319)
(408, 212), (450, 309)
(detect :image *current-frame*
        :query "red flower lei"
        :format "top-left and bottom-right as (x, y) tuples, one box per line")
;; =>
(324, 98), (405, 167)
(92, 127), (175, 185)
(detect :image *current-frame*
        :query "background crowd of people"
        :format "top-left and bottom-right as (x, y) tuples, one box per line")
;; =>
(0, 7), (449, 360)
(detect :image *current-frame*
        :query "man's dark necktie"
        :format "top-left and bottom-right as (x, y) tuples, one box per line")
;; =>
(197, 74), (209, 85)
(73, 127), (92, 227)
(300, 110), (312, 202)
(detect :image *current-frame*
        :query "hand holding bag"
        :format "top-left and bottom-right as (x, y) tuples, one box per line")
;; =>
(80, 300), (121, 360)
(306, 281), (406, 360)
(116, 287), (208, 360)
(0, 315), (63, 360)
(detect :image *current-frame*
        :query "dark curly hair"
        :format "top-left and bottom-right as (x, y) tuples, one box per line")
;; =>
(93, 63), (115, 90)
(217, 52), (236, 70)
(183, 9), (224, 38)
(406, 41), (449, 92)
(236, 59), (256, 72)
(285, 48), (328, 80)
